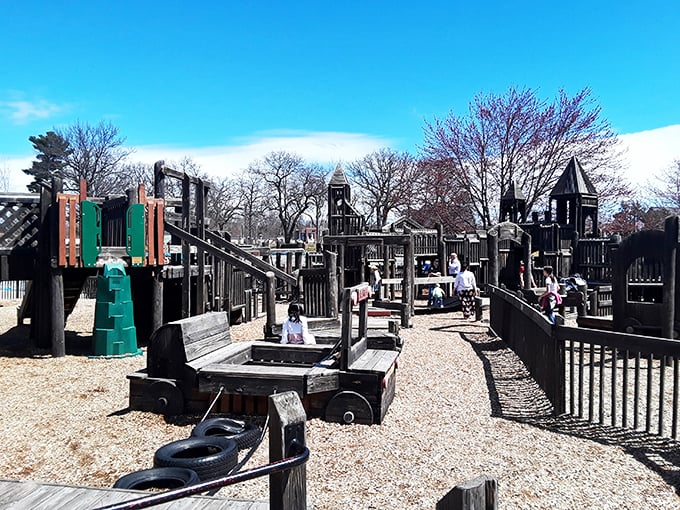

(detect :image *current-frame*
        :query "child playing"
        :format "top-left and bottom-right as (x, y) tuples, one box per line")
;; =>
(432, 283), (445, 308)
(280, 303), (316, 344)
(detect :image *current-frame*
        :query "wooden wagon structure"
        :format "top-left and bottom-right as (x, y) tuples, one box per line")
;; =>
(128, 283), (400, 425)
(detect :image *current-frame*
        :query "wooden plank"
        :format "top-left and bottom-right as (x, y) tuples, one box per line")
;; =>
(250, 343), (333, 364)
(557, 325), (680, 358)
(305, 366), (340, 393)
(351, 349), (399, 374)
(349, 348), (382, 371)
(186, 342), (253, 372)
(0, 479), (41, 505)
(198, 364), (309, 396)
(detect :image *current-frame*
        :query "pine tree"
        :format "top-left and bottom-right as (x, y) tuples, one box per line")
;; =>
(22, 131), (72, 192)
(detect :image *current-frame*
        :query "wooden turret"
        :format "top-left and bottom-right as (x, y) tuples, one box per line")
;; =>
(499, 181), (527, 223)
(550, 156), (599, 236)
(328, 164), (363, 235)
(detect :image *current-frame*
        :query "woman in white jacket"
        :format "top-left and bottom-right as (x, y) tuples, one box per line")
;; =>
(280, 303), (316, 344)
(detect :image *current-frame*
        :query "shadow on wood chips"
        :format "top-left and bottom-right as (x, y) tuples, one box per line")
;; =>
(459, 330), (680, 496)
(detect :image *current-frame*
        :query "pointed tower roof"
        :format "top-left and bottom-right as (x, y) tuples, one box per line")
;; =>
(329, 163), (349, 186)
(550, 156), (597, 198)
(501, 181), (526, 201)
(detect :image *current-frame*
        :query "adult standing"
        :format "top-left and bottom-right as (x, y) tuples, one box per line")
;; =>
(370, 264), (382, 299)
(448, 252), (461, 278)
(454, 263), (478, 320)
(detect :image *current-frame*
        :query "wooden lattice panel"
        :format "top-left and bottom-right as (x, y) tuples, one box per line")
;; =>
(0, 197), (40, 251)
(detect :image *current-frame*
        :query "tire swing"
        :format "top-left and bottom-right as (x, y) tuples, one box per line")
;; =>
(153, 436), (238, 481)
(191, 417), (261, 451)
(113, 467), (199, 491)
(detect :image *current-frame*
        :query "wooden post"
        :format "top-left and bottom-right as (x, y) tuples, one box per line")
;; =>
(153, 160), (166, 199)
(436, 475), (497, 510)
(269, 391), (307, 510)
(522, 232), (532, 290)
(196, 179), (206, 315)
(337, 244), (345, 308)
(488, 233), (498, 287)
(286, 251), (293, 299)
(402, 231), (414, 325)
(244, 289), (252, 322)
(662, 216), (678, 339)
(50, 267), (65, 357)
(152, 267), (163, 336)
(181, 174), (191, 318)
(265, 271), (276, 337)
(31, 186), (53, 347)
(324, 250), (338, 318)
(436, 222), (445, 270)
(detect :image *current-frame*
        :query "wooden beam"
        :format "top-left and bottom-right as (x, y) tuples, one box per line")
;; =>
(205, 230), (296, 286)
(323, 234), (411, 246)
(165, 222), (269, 281)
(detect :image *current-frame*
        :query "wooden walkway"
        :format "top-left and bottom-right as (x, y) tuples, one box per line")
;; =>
(0, 479), (268, 509)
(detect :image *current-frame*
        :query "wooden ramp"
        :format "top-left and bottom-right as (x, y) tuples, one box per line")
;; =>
(0, 479), (268, 509)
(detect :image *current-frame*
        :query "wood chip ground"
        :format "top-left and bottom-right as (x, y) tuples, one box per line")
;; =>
(0, 299), (679, 509)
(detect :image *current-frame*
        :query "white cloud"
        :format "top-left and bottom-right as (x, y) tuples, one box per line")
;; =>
(0, 156), (33, 192)
(618, 124), (680, 188)
(131, 130), (393, 179)
(0, 99), (63, 124)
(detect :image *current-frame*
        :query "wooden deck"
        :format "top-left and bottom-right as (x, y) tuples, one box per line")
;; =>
(0, 479), (268, 509)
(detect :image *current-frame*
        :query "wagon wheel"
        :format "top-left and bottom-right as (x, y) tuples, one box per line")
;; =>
(325, 391), (374, 425)
(622, 318), (641, 335)
(146, 380), (184, 416)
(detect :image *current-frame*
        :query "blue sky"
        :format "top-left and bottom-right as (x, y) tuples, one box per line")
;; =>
(1, 1), (679, 191)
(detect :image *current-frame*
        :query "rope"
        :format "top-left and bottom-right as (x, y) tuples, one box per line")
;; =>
(200, 386), (224, 423)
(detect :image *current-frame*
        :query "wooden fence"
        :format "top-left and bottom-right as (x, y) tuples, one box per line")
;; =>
(490, 285), (680, 439)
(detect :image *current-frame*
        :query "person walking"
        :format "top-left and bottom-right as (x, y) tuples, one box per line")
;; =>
(454, 263), (478, 320)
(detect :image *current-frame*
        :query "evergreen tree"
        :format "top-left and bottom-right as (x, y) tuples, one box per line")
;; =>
(22, 131), (72, 192)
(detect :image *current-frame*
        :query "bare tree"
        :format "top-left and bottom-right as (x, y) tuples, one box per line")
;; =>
(422, 87), (629, 228)
(57, 120), (132, 196)
(301, 164), (328, 235)
(206, 176), (243, 231)
(118, 161), (154, 192)
(649, 159), (680, 209)
(249, 151), (325, 242)
(237, 172), (267, 241)
(0, 163), (9, 192)
(410, 158), (477, 231)
(346, 148), (418, 228)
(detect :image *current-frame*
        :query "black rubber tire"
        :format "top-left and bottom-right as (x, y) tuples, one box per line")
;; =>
(191, 417), (261, 451)
(153, 436), (238, 481)
(113, 467), (199, 490)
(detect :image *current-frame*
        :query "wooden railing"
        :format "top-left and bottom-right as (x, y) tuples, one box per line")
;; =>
(490, 285), (680, 439)
(489, 286), (565, 413)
